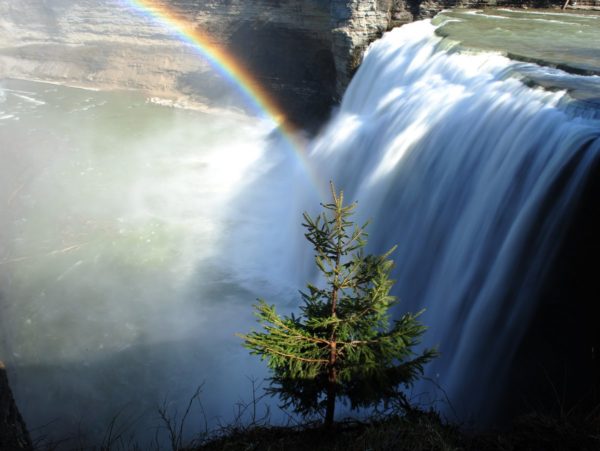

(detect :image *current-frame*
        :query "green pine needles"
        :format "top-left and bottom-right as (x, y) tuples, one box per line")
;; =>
(239, 183), (437, 428)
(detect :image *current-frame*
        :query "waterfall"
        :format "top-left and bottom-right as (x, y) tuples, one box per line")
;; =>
(2, 12), (599, 442)
(306, 20), (600, 421)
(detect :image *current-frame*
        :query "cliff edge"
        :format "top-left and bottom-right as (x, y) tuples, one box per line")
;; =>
(0, 361), (32, 451)
(0, 0), (572, 128)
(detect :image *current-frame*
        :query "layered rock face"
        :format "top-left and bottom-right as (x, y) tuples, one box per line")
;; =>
(183, 0), (338, 126)
(0, 362), (32, 451)
(330, 1), (397, 95)
(0, 0), (570, 126)
(0, 0), (397, 127)
(0, 1), (210, 101)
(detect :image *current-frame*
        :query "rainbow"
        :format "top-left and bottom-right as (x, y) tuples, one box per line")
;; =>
(124, 0), (325, 197)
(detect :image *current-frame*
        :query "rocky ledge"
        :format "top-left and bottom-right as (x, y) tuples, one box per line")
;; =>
(0, 0), (573, 128)
(0, 361), (33, 450)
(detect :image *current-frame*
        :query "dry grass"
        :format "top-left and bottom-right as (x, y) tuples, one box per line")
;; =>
(191, 409), (600, 451)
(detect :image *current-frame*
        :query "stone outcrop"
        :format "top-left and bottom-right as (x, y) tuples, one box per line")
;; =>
(0, 362), (32, 451)
(0, 0), (575, 127)
(330, 1), (396, 96)
(186, 0), (339, 126)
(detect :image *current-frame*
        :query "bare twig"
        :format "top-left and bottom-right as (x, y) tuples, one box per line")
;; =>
(157, 384), (204, 451)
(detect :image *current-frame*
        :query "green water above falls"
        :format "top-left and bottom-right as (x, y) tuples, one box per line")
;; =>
(435, 9), (600, 75)
(434, 9), (600, 108)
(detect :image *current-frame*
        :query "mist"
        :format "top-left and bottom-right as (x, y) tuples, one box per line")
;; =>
(0, 1), (335, 445)
(0, 74), (316, 446)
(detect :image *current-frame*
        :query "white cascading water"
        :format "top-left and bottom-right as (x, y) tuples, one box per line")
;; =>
(304, 20), (600, 420)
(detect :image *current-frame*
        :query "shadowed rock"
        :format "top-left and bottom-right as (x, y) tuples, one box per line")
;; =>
(0, 361), (32, 451)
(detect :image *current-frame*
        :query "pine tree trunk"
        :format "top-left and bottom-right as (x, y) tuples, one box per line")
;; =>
(325, 344), (337, 429)
(325, 274), (339, 428)
(325, 195), (343, 429)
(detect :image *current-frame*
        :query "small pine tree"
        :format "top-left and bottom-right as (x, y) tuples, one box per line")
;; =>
(239, 183), (437, 428)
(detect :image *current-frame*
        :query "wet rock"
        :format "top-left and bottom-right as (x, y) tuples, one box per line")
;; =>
(0, 362), (32, 451)
(0, 0), (572, 129)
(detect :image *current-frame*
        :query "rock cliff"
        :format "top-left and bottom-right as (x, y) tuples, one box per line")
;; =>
(0, 362), (33, 451)
(0, 0), (570, 127)
(0, 0), (398, 127)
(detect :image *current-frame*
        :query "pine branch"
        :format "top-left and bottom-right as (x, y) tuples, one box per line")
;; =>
(241, 337), (329, 364)
(251, 301), (330, 340)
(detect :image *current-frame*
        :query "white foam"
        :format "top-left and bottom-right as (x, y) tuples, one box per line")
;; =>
(12, 93), (46, 106)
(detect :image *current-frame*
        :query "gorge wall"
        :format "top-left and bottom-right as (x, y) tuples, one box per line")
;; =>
(0, 0), (571, 128)
(0, 0), (397, 127)
(0, 362), (32, 450)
